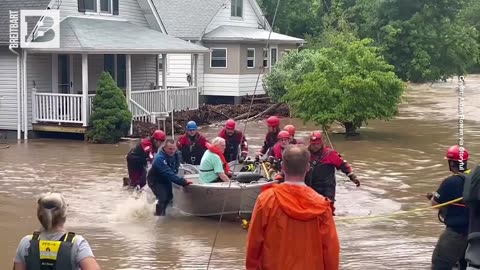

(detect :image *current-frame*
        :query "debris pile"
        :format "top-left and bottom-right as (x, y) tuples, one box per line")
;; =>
(131, 103), (290, 138)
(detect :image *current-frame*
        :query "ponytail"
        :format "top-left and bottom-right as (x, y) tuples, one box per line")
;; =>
(37, 193), (67, 232)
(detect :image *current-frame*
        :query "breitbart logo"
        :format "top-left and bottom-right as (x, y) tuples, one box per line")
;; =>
(9, 9), (60, 49)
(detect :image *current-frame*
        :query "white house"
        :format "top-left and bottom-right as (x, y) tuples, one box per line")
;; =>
(0, 0), (209, 139)
(151, 0), (305, 104)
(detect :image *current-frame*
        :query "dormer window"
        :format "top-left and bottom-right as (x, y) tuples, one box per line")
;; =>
(231, 0), (243, 17)
(78, 0), (119, 15)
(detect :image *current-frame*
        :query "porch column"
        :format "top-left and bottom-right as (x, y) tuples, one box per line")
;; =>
(193, 54), (198, 87)
(126, 54), (132, 135)
(22, 50), (28, 140)
(81, 54), (88, 127)
(162, 53), (167, 112)
(190, 54), (194, 87)
(51, 54), (58, 93)
(155, 54), (160, 88)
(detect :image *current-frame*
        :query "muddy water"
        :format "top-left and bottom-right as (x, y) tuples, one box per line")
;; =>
(1, 76), (480, 269)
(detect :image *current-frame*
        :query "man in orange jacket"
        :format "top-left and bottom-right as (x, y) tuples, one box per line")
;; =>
(246, 144), (340, 270)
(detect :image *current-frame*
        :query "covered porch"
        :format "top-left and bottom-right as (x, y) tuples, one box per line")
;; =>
(25, 17), (208, 134)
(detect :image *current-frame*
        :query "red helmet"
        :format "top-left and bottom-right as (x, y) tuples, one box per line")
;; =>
(225, 119), (236, 129)
(446, 145), (469, 161)
(152, 130), (166, 141)
(310, 131), (323, 144)
(278, 130), (290, 140)
(266, 116), (280, 127)
(284, 125), (295, 136)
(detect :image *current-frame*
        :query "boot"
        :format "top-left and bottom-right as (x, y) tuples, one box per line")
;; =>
(155, 203), (166, 216)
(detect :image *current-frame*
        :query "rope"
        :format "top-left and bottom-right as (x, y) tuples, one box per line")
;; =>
(206, 0), (282, 268)
(335, 197), (464, 223)
(322, 126), (335, 150)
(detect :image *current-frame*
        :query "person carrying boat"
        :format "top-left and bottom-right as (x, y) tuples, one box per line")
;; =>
(218, 119), (248, 163)
(176, 120), (208, 165)
(427, 145), (471, 270)
(148, 139), (193, 216)
(199, 137), (232, 183)
(283, 124), (303, 144)
(13, 192), (100, 270)
(305, 131), (360, 204)
(125, 130), (166, 188)
(246, 145), (340, 270)
(257, 116), (281, 157)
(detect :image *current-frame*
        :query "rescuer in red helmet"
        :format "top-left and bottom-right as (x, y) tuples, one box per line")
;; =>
(305, 131), (360, 204)
(218, 119), (248, 163)
(258, 116), (281, 157)
(125, 130), (166, 188)
(283, 124), (303, 144)
(427, 145), (471, 270)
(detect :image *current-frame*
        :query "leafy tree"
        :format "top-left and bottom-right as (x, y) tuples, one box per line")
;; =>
(347, 0), (479, 82)
(87, 72), (132, 143)
(271, 33), (405, 135)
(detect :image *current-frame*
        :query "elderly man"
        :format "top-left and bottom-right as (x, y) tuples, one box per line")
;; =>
(199, 137), (231, 183)
(147, 139), (192, 216)
(246, 145), (339, 270)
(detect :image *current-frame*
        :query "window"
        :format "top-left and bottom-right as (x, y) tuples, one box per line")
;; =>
(103, 54), (126, 88)
(84, 0), (97, 11)
(116, 55), (126, 89)
(78, 0), (118, 14)
(263, 48), (268, 67)
(271, 48), (278, 66)
(247, 48), (255, 68)
(211, 49), (227, 68)
(158, 55), (166, 71)
(104, 54), (115, 78)
(231, 0), (243, 17)
(100, 0), (112, 13)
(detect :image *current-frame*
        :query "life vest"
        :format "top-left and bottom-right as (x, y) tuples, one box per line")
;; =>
(25, 231), (76, 270)
(270, 143), (284, 160)
(203, 143), (230, 175)
(177, 134), (207, 165)
(127, 138), (154, 166)
(305, 147), (336, 201)
(219, 129), (243, 162)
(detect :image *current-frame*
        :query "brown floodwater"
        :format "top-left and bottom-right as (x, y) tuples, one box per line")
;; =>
(1, 76), (479, 269)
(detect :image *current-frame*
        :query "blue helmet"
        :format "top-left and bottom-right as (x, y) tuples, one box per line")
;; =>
(186, 121), (197, 131)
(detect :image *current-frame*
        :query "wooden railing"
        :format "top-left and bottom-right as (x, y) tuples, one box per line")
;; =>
(130, 87), (198, 113)
(32, 91), (84, 124)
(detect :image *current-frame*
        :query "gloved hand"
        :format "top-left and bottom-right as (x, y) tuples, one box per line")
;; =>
(426, 192), (434, 200)
(184, 179), (193, 186)
(348, 173), (360, 187)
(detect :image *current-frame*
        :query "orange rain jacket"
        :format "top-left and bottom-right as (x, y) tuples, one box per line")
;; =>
(246, 183), (340, 270)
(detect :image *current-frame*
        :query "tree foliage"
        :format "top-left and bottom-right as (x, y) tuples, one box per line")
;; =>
(87, 72), (132, 144)
(265, 33), (405, 134)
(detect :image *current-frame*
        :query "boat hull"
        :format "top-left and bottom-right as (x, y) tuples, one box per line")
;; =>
(172, 175), (276, 218)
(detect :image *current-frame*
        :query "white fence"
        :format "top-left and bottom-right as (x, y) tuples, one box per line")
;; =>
(130, 87), (198, 115)
(32, 91), (85, 124)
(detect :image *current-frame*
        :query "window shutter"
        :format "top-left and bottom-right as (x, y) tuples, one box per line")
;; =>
(113, 0), (119, 15)
(78, 0), (86, 12)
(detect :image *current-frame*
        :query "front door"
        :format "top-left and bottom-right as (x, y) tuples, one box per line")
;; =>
(58, 54), (71, 94)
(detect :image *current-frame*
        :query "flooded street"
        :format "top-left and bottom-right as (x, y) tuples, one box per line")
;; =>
(1, 76), (480, 269)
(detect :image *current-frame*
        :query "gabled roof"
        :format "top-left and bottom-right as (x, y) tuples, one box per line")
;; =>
(203, 25), (304, 44)
(0, 0), (51, 44)
(29, 17), (209, 54)
(151, 0), (225, 40)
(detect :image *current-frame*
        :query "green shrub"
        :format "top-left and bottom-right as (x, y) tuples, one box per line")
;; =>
(87, 72), (132, 143)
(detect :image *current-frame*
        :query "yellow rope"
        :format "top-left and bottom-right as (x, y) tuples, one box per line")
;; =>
(335, 197), (464, 223)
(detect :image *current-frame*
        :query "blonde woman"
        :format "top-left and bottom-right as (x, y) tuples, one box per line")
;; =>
(13, 193), (100, 270)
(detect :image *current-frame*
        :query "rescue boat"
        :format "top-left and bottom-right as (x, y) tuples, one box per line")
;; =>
(172, 159), (277, 219)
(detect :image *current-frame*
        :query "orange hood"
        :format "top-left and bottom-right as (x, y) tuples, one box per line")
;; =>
(273, 183), (330, 221)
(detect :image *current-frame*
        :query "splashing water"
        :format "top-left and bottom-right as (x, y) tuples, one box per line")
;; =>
(109, 186), (157, 222)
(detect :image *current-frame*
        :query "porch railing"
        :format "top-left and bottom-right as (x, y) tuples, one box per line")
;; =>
(32, 91), (84, 124)
(131, 87), (198, 114)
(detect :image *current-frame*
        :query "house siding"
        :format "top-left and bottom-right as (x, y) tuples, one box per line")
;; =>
(239, 74), (265, 96)
(203, 74), (239, 96)
(57, 0), (149, 27)
(239, 44), (267, 75)
(205, 0), (260, 33)
(27, 53), (53, 129)
(132, 54), (157, 91)
(278, 44), (298, 59)
(203, 42), (240, 75)
(0, 48), (19, 130)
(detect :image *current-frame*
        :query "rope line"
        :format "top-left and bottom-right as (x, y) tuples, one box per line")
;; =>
(335, 197), (463, 223)
(206, 0), (282, 268)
